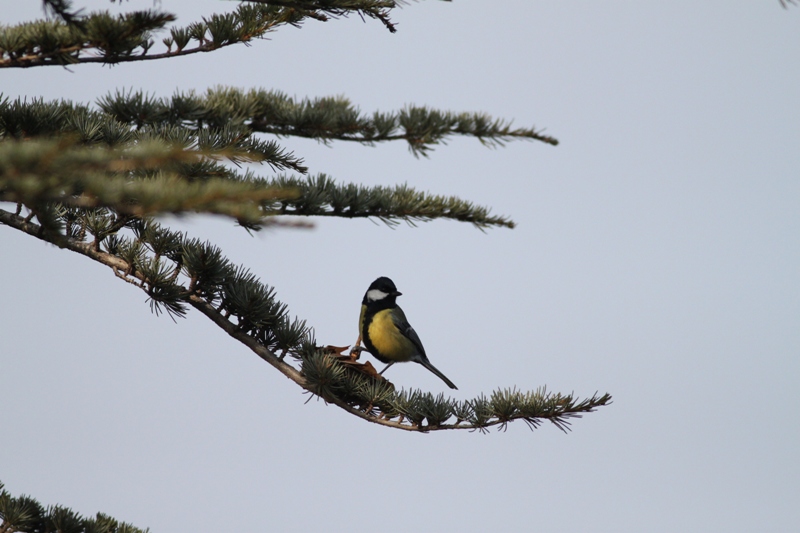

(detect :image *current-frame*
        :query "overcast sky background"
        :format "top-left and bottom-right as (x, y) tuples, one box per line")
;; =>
(2, 1), (799, 531)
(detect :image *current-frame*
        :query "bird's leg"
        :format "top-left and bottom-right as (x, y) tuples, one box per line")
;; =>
(378, 362), (395, 376)
(350, 336), (363, 360)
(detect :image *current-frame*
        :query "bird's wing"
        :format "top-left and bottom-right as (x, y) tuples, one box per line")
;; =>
(391, 307), (427, 356)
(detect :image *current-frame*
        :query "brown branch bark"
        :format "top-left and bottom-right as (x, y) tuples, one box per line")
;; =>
(0, 41), (235, 69)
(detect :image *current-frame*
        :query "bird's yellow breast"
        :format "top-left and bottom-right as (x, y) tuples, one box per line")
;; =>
(367, 308), (414, 362)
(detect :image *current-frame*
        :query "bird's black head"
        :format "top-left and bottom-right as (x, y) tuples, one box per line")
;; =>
(363, 276), (402, 304)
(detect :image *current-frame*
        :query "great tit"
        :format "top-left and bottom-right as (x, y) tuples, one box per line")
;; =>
(359, 277), (458, 390)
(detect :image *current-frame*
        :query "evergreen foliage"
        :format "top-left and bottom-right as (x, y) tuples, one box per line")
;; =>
(1, 0), (413, 68)
(0, 480), (148, 533)
(95, 87), (559, 154)
(1, 0), (611, 434)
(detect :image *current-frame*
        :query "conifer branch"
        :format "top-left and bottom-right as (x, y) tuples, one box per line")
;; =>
(0, 138), (514, 229)
(2, 1), (403, 68)
(96, 87), (559, 153)
(0, 207), (611, 432)
(0, 479), (148, 533)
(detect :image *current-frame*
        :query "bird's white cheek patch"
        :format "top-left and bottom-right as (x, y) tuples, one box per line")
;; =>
(367, 289), (389, 301)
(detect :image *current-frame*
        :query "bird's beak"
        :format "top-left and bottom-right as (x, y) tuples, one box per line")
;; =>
(392, 291), (402, 297)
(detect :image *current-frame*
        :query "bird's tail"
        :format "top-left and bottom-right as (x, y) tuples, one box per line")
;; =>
(418, 357), (458, 390)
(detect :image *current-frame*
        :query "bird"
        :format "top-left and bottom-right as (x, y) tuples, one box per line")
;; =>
(358, 276), (458, 390)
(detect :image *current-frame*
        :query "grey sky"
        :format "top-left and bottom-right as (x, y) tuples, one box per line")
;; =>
(2, 1), (799, 531)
